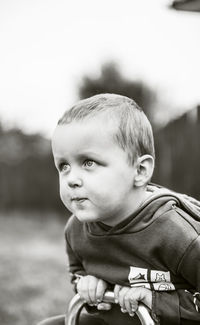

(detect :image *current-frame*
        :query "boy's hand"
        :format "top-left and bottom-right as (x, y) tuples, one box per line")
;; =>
(114, 285), (152, 317)
(77, 275), (111, 310)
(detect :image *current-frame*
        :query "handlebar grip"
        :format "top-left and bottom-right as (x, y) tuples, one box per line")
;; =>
(66, 291), (155, 325)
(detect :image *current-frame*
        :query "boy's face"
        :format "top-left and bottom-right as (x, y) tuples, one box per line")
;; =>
(52, 116), (139, 226)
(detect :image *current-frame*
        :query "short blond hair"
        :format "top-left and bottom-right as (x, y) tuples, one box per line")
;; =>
(58, 93), (155, 165)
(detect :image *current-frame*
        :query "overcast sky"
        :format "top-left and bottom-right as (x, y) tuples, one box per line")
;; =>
(0, 0), (200, 137)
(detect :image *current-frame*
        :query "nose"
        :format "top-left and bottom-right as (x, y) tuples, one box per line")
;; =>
(67, 169), (83, 188)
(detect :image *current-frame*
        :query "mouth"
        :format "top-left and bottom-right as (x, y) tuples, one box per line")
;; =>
(71, 197), (87, 203)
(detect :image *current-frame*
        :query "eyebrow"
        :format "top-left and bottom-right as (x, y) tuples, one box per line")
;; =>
(78, 150), (101, 157)
(53, 155), (65, 162)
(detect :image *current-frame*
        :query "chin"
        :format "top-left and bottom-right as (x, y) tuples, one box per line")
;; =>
(75, 212), (99, 223)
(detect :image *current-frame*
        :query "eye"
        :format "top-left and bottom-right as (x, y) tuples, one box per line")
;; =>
(59, 162), (70, 173)
(83, 160), (95, 168)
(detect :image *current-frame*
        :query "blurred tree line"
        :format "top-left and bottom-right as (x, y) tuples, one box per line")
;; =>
(0, 62), (199, 213)
(79, 62), (157, 126)
(0, 125), (66, 213)
(154, 107), (200, 198)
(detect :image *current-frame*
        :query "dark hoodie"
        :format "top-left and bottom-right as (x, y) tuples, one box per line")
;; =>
(65, 184), (200, 324)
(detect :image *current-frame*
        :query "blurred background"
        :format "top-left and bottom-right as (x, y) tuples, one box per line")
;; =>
(0, 0), (200, 324)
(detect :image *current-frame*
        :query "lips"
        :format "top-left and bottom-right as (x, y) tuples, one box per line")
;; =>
(71, 197), (87, 202)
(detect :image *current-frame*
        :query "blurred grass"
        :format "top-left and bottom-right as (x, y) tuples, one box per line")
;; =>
(0, 211), (74, 325)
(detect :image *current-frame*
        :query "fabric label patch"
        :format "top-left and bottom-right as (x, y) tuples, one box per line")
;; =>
(153, 282), (175, 291)
(128, 266), (175, 291)
(150, 270), (171, 283)
(128, 267), (148, 284)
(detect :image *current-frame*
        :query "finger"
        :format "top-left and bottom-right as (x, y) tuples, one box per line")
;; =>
(88, 277), (98, 304)
(127, 288), (140, 315)
(124, 292), (132, 315)
(118, 287), (130, 310)
(97, 303), (112, 311)
(96, 280), (107, 303)
(114, 284), (122, 303)
(77, 277), (90, 303)
(124, 291), (136, 316)
(130, 288), (143, 310)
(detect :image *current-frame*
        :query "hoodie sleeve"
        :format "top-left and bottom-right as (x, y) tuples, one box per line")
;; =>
(65, 219), (87, 291)
(66, 236), (86, 286)
(152, 235), (200, 324)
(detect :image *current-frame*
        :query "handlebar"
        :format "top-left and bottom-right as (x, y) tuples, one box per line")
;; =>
(66, 291), (155, 325)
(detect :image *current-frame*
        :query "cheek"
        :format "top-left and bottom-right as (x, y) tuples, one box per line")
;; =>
(59, 178), (63, 197)
(94, 171), (130, 190)
(59, 180), (69, 202)
(59, 187), (67, 206)
(59, 189), (72, 211)
(93, 173), (133, 201)
(59, 188), (65, 202)
(88, 178), (121, 203)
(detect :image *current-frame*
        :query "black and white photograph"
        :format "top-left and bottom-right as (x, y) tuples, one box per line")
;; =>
(0, 1), (200, 324)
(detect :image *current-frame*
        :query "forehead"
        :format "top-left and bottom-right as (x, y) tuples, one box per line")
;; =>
(52, 117), (118, 156)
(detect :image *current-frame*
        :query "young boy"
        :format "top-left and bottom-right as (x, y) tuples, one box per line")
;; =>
(40, 93), (200, 325)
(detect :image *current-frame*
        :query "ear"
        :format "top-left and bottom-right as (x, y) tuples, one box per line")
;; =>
(134, 155), (154, 187)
